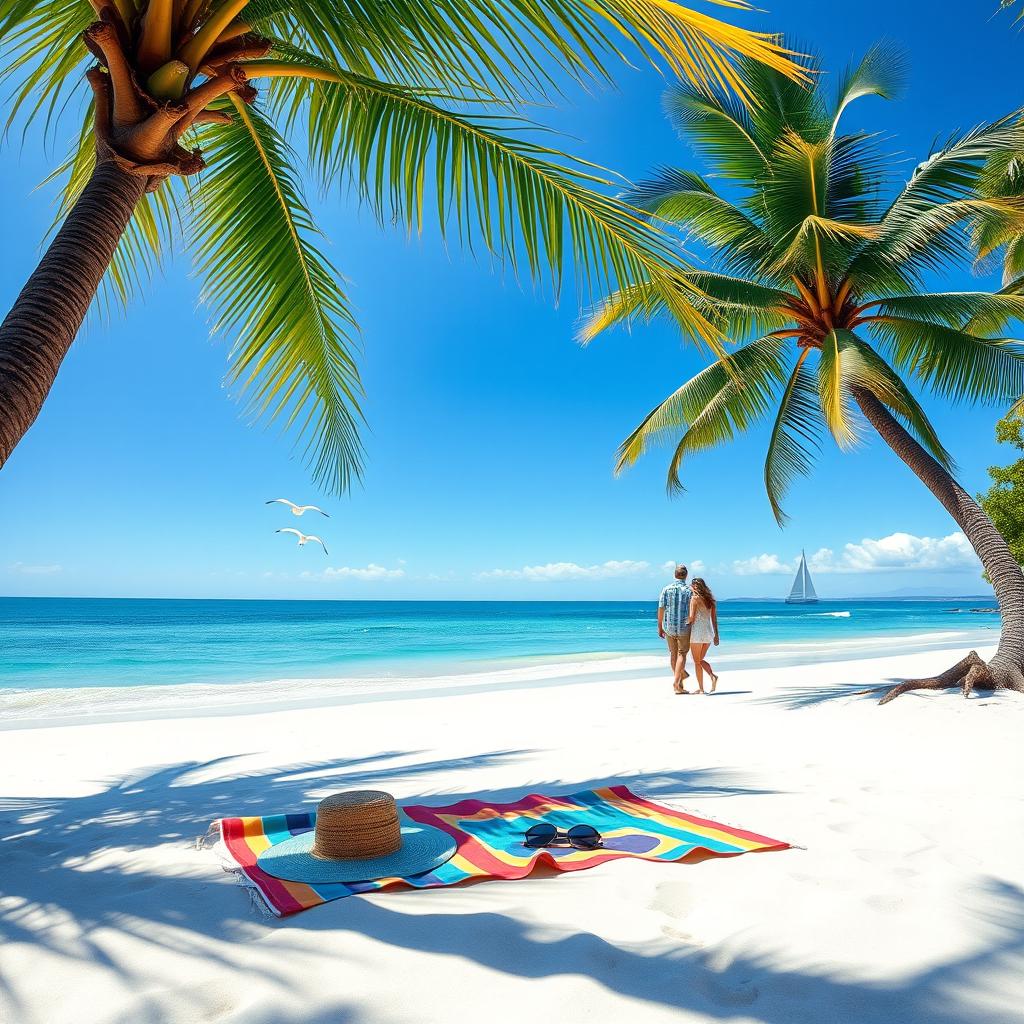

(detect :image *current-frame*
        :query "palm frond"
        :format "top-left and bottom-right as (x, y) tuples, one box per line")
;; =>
(741, 52), (824, 150)
(998, 0), (1024, 25)
(764, 348), (820, 524)
(831, 41), (906, 135)
(0, 0), (92, 142)
(824, 131), (889, 226)
(624, 166), (768, 271)
(870, 291), (1024, 334)
(190, 97), (364, 493)
(616, 334), (786, 477)
(577, 279), (666, 341)
(998, 238), (1024, 289)
(294, 69), (717, 342)
(869, 315), (1024, 405)
(248, 0), (805, 106)
(829, 329), (952, 467)
(663, 80), (768, 181)
(849, 121), (1024, 291)
(578, 269), (790, 342)
(761, 131), (881, 277)
(817, 330), (860, 449)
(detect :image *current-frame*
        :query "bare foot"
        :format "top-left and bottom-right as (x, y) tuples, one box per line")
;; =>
(710, 673), (718, 693)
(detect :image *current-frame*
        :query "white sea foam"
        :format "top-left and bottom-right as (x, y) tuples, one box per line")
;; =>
(731, 610), (851, 620)
(0, 625), (998, 728)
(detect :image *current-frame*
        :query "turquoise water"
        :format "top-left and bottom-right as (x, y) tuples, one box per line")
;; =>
(0, 597), (1001, 692)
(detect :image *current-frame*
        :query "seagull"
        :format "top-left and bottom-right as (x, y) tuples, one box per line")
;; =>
(265, 498), (329, 518)
(276, 528), (329, 555)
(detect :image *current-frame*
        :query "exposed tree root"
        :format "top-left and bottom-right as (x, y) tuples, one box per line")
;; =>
(878, 651), (1024, 705)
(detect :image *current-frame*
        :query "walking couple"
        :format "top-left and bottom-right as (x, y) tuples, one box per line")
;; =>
(657, 563), (719, 695)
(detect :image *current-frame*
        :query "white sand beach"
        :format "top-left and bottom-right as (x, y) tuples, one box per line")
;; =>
(3, 641), (1024, 1024)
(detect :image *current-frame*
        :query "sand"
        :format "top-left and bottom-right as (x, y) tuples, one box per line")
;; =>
(2, 641), (1024, 1024)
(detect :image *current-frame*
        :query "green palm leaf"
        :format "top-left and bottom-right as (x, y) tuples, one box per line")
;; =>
(764, 348), (820, 524)
(0, 0), (807, 493)
(578, 279), (668, 341)
(0, 0), (92, 139)
(869, 316), (1024, 404)
(624, 167), (768, 272)
(850, 121), (1024, 290)
(828, 329), (952, 466)
(831, 40), (907, 135)
(817, 329), (859, 449)
(190, 98), (364, 493)
(587, 42), (1023, 530)
(250, 0), (805, 105)
(663, 81), (767, 181)
(297, 70), (712, 337)
(870, 291), (1024, 334)
(578, 270), (790, 342)
(616, 334), (786, 481)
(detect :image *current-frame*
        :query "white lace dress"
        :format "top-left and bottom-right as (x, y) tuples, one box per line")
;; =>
(689, 601), (716, 644)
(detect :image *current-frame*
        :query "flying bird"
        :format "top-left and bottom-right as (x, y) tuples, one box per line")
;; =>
(265, 498), (329, 517)
(276, 528), (329, 555)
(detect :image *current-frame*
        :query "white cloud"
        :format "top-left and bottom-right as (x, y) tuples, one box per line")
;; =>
(811, 532), (979, 574)
(479, 559), (650, 581)
(303, 564), (406, 581)
(660, 559), (706, 575)
(724, 532), (979, 577)
(729, 553), (794, 576)
(9, 562), (62, 576)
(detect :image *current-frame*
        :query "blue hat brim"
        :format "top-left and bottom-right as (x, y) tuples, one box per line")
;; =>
(256, 824), (457, 884)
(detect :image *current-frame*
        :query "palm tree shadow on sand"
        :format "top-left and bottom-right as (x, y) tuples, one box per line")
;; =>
(754, 682), (891, 709)
(2, 750), (1021, 1022)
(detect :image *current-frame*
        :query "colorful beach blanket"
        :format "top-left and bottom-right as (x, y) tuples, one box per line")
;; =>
(212, 785), (787, 917)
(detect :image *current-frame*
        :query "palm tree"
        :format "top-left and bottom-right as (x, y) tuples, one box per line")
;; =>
(583, 45), (1024, 703)
(0, 0), (802, 492)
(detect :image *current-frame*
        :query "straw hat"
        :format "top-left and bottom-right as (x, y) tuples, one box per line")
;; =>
(256, 790), (457, 884)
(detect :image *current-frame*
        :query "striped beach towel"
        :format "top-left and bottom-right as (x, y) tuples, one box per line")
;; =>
(212, 785), (787, 917)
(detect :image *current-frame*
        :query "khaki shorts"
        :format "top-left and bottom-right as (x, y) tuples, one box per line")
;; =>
(666, 630), (691, 657)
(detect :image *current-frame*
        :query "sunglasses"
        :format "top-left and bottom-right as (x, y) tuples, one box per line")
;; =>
(523, 823), (603, 850)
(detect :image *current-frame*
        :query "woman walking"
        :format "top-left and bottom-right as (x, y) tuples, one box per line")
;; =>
(687, 579), (720, 694)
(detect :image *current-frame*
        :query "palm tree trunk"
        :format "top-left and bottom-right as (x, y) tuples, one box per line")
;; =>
(851, 385), (1024, 702)
(0, 159), (146, 468)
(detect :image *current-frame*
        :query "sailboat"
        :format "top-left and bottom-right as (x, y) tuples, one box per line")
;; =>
(785, 550), (819, 604)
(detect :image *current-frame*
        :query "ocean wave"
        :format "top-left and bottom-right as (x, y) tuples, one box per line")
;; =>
(729, 610), (852, 621)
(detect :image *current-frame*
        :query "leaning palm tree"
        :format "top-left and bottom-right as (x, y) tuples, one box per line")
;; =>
(0, 0), (802, 491)
(584, 45), (1024, 703)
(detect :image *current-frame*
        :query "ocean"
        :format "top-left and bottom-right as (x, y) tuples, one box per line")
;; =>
(0, 596), (1000, 695)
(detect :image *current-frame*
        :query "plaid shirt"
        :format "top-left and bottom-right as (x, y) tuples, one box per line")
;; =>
(659, 580), (692, 635)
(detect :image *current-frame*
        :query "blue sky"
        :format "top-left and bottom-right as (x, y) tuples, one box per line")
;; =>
(0, 0), (1018, 601)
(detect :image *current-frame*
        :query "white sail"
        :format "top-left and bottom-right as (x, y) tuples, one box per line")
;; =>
(801, 554), (818, 601)
(786, 550), (819, 604)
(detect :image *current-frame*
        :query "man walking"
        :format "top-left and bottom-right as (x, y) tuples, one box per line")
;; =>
(658, 564), (693, 694)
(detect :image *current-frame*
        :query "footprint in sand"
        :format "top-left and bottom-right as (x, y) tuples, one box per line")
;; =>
(661, 924), (695, 943)
(653, 880), (693, 919)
